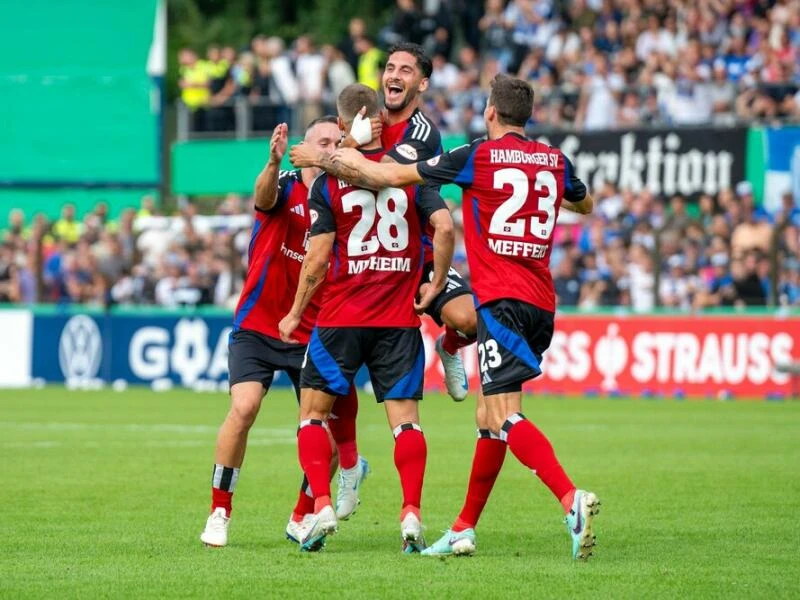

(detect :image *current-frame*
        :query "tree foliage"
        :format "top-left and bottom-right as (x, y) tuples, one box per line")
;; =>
(166, 0), (392, 99)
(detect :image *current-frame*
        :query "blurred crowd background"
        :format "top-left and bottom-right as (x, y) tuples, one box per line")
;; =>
(2, 183), (799, 309)
(178, 0), (800, 136)
(2, 0), (799, 311)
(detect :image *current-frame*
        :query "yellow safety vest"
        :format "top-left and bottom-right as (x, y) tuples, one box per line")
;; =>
(180, 63), (210, 109)
(358, 48), (384, 91)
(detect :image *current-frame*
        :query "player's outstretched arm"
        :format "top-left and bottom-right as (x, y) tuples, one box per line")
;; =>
(331, 148), (424, 189)
(288, 144), (380, 191)
(254, 123), (289, 211)
(279, 232), (334, 343)
(416, 207), (455, 313)
(561, 193), (594, 215)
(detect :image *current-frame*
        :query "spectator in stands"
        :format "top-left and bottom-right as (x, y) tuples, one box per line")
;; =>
(576, 54), (623, 130)
(179, 48), (210, 132)
(322, 45), (356, 112)
(733, 251), (768, 306)
(340, 18), (367, 73)
(479, 0), (512, 70)
(6, 209), (26, 241)
(554, 256), (582, 306)
(295, 36), (326, 125)
(0, 243), (20, 303)
(355, 36), (383, 91)
(53, 204), (82, 245)
(206, 45), (236, 132)
(778, 258), (800, 306)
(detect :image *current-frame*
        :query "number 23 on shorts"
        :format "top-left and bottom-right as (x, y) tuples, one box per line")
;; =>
(478, 339), (502, 373)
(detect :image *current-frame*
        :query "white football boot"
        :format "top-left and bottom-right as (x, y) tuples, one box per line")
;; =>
(200, 507), (229, 547)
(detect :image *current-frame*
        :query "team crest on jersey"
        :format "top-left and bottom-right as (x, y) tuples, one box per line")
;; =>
(426, 155), (440, 167)
(396, 144), (418, 161)
(310, 209), (318, 224)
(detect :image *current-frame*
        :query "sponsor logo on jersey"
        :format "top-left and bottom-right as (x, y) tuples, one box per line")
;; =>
(290, 204), (305, 217)
(310, 209), (319, 224)
(395, 144), (418, 161)
(426, 155), (440, 167)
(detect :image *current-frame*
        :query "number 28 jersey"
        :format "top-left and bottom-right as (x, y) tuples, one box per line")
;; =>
(417, 132), (587, 313)
(309, 149), (446, 328)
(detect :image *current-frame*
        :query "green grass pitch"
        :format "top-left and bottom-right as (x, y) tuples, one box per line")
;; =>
(2, 387), (799, 598)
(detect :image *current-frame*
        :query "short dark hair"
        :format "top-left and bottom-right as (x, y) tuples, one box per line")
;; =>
(306, 115), (338, 130)
(387, 42), (433, 78)
(337, 83), (379, 123)
(489, 74), (534, 127)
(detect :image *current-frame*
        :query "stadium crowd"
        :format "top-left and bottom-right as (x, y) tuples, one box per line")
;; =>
(179, 0), (800, 135)
(3, 0), (799, 311)
(2, 183), (799, 310)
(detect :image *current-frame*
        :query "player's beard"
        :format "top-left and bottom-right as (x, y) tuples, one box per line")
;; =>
(385, 87), (419, 113)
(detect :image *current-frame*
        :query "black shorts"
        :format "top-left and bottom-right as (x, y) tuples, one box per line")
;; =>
(228, 329), (306, 398)
(420, 262), (473, 326)
(476, 299), (554, 396)
(301, 327), (424, 402)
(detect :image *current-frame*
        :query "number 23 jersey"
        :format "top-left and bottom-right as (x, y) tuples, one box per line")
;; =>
(309, 149), (446, 328)
(417, 132), (587, 312)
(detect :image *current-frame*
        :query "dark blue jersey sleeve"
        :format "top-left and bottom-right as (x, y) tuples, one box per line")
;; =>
(308, 175), (336, 236)
(562, 155), (587, 202)
(386, 112), (442, 164)
(416, 140), (482, 188)
(257, 169), (299, 214)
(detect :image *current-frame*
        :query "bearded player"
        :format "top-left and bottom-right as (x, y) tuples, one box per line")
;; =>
(279, 83), (455, 552)
(200, 118), (366, 548)
(332, 75), (600, 561)
(291, 42), (476, 403)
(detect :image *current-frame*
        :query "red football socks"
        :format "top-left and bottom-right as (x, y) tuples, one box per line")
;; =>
(330, 387), (359, 469)
(441, 326), (475, 355)
(292, 476), (315, 521)
(453, 433), (507, 531)
(560, 488), (577, 514)
(504, 415), (575, 504)
(297, 420), (333, 508)
(393, 424), (427, 511)
(211, 487), (233, 518)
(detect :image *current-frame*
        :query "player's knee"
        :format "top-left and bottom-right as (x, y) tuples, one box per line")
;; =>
(445, 305), (477, 337)
(229, 397), (260, 431)
(486, 412), (506, 436)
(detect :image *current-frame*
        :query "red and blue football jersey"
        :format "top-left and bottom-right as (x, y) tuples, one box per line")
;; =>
(233, 170), (320, 344)
(308, 148), (446, 328)
(418, 132), (587, 312)
(381, 108), (443, 264)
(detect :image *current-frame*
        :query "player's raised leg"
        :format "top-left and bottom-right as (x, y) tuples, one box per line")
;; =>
(201, 380), (263, 547)
(423, 271), (476, 402)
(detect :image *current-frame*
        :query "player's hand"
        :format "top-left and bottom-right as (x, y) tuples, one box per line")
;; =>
(289, 142), (318, 169)
(269, 123), (289, 164)
(278, 312), (302, 344)
(332, 147), (364, 170)
(369, 112), (383, 144)
(350, 106), (372, 146)
(414, 281), (443, 314)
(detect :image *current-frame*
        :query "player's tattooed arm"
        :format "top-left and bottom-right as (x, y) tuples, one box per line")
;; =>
(279, 232), (334, 344)
(289, 145), (379, 190)
(254, 123), (288, 211)
(332, 148), (424, 189)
